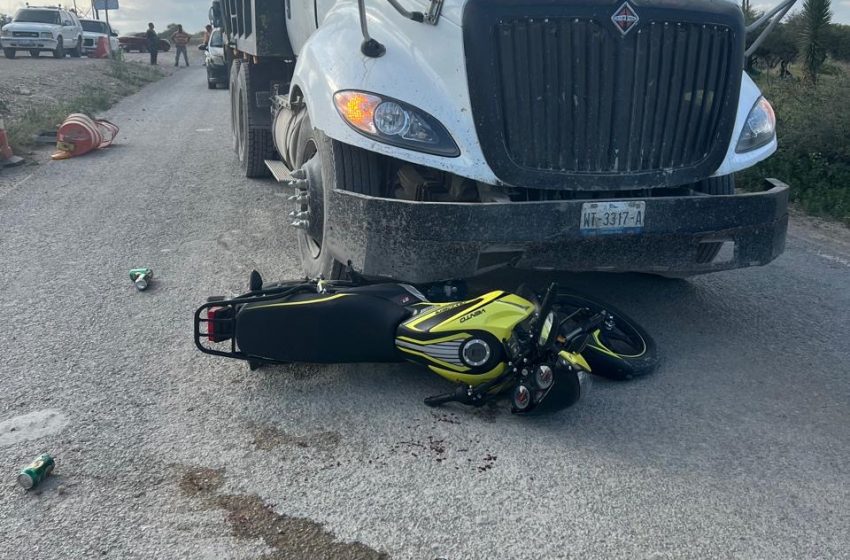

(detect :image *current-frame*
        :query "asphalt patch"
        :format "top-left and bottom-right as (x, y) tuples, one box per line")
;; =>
(180, 467), (387, 560)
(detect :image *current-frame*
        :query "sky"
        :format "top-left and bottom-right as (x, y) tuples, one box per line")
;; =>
(1, 0), (848, 34)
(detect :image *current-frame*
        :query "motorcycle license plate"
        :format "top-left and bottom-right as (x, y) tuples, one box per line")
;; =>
(580, 201), (645, 235)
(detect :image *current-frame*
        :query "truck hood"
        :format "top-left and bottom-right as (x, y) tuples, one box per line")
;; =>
(83, 31), (109, 39)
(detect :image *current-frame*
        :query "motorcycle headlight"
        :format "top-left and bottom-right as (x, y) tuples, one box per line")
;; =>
(40, 32), (54, 38)
(736, 97), (776, 153)
(333, 90), (460, 157)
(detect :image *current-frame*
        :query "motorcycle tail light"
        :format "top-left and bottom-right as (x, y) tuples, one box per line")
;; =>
(207, 307), (234, 342)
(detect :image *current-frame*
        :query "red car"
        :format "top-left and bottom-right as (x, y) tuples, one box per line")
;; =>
(118, 34), (170, 53)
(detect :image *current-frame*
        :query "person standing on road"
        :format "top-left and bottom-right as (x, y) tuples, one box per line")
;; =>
(145, 22), (158, 65)
(171, 24), (191, 67)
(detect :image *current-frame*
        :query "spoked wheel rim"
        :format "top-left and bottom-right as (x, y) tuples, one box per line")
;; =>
(554, 296), (648, 359)
(591, 322), (647, 359)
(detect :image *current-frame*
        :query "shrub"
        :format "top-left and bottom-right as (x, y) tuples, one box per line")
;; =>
(738, 68), (850, 224)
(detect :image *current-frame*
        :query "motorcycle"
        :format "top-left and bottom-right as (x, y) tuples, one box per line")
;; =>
(194, 271), (658, 415)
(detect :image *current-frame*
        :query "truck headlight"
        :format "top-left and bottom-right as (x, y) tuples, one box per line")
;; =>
(334, 90), (460, 157)
(0, 28), (10, 37)
(40, 32), (54, 38)
(736, 97), (776, 153)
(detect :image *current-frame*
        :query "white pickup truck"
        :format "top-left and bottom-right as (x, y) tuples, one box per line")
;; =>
(0, 5), (83, 59)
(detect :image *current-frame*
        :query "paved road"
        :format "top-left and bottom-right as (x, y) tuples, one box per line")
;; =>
(0, 66), (848, 560)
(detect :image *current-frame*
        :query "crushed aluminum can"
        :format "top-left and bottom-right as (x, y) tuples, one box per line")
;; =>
(17, 453), (55, 490)
(129, 268), (154, 291)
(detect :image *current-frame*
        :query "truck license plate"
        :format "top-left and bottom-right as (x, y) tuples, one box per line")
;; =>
(580, 201), (645, 235)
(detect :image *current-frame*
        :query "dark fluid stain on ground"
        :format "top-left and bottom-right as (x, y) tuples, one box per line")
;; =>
(180, 466), (388, 560)
(251, 424), (341, 452)
(179, 466), (225, 496)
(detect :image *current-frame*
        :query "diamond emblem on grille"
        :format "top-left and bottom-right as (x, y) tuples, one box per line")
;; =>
(612, 2), (640, 35)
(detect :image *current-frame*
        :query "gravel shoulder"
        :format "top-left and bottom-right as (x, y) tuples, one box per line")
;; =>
(0, 66), (848, 559)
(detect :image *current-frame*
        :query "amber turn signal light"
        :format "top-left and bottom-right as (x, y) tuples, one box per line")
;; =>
(333, 91), (381, 134)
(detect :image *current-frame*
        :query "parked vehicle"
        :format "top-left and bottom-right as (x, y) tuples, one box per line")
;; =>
(0, 5), (83, 59)
(212, 0), (797, 283)
(118, 33), (170, 53)
(80, 19), (119, 56)
(202, 28), (227, 89)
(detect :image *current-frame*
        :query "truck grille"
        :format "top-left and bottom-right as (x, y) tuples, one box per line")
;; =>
(13, 32), (40, 38)
(464, 1), (745, 190)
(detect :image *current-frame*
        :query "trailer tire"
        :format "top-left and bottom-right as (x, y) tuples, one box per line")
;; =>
(694, 175), (735, 263)
(229, 59), (241, 155)
(293, 113), (385, 279)
(236, 61), (274, 178)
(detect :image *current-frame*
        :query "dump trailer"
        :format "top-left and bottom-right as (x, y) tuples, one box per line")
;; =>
(211, 0), (795, 282)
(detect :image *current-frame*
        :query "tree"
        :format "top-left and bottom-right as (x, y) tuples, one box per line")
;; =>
(799, 0), (832, 83)
(754, 24), (799, 77)
(158, 23), (180, 40)
(825, 24), (850, 62)
(742, 0), (763, 72)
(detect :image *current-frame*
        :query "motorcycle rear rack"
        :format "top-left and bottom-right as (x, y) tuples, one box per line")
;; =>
(194, 298), (246, 360)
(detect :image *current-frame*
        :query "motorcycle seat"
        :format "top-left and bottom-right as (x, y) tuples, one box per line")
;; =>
(235, 289), (412, 363)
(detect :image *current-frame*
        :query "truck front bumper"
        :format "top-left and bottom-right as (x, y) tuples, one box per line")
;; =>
(325, 179), (789, 283)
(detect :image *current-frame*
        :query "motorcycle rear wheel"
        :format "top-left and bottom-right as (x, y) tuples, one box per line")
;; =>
(555, 292), (659, 381)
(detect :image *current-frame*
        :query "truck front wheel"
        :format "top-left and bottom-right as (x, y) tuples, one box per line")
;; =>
(235, 60), (274, 178)
(292, 113), (385, 279)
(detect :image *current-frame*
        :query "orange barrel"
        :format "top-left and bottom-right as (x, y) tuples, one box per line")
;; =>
(52, 113), (103, 160)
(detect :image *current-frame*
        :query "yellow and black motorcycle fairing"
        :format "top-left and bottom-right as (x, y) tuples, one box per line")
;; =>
(394, 290), (535, 385)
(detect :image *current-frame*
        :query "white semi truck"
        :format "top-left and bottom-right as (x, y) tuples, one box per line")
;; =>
(212, 0), (795, 282)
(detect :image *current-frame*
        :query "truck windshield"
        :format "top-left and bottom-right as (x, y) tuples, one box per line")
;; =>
(81, 21), (109, 34)
(210, 29), (224, 47)
(14, 9), (61, 25)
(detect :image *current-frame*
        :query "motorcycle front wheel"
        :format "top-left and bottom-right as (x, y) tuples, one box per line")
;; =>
(555, 292), (659, 381)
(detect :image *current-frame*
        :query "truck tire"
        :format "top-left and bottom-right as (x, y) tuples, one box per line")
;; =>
(694, 175), (735, 263)
(235, 61), (274, 178)
(229, 60), (241, 154)
(3, 48), (15, 59)
(293, 113), (385, 279)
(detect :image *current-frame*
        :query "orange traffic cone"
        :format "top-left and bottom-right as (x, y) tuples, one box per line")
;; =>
(94, 36), (110, 59)
(0, 119), (24, 168)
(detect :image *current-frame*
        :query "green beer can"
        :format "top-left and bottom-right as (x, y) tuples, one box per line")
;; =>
(17, 453), (55, 490)
(129, 268), (154, 291)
